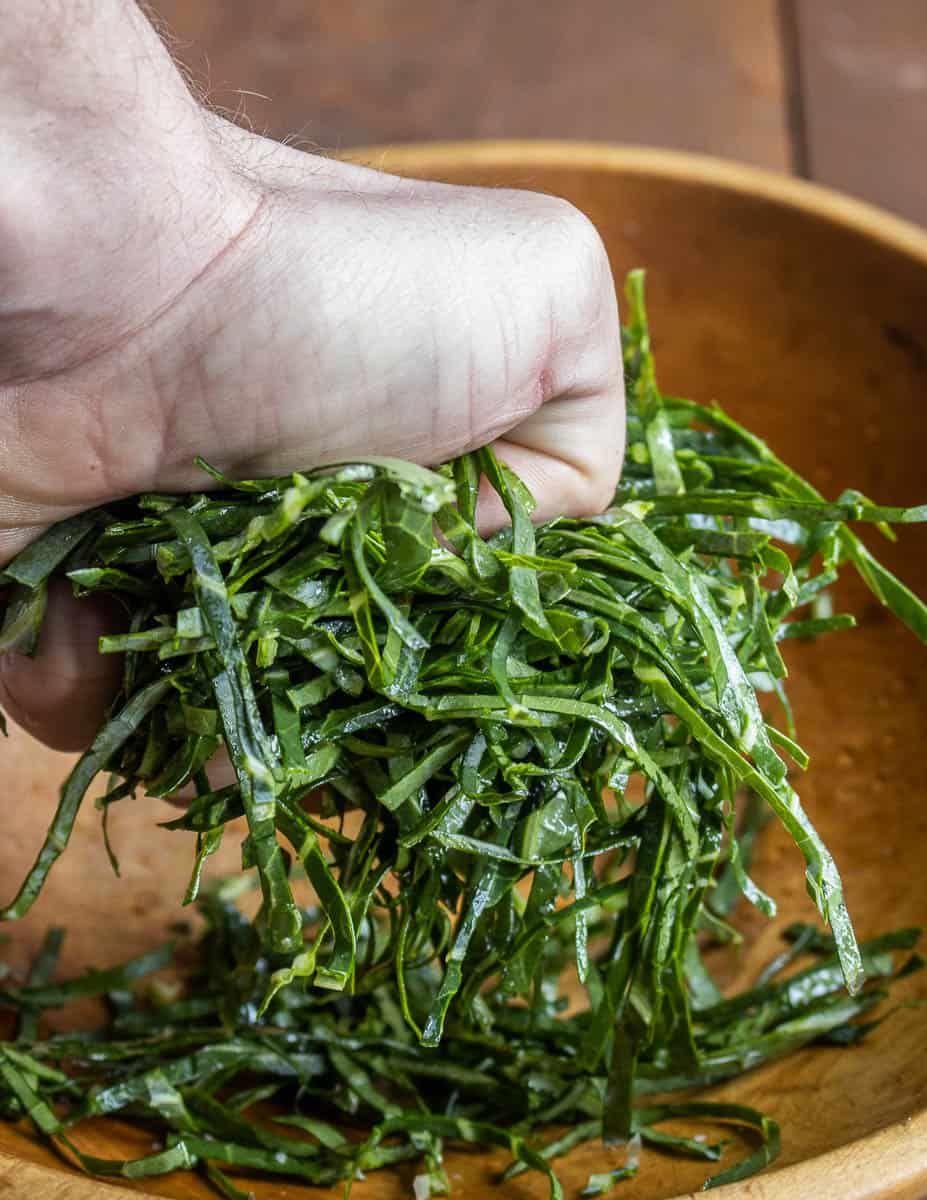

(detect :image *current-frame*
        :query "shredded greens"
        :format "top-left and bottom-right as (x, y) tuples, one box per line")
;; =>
(1, 271), (925, 1195)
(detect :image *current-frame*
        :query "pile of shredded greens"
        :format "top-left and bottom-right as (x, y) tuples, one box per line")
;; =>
(1, 272), (925, 1197)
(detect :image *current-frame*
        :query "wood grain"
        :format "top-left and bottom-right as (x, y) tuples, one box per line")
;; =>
(146, 0), (791, 167)
(2, 143), (927, 1199)
(792, 0), (927, 225)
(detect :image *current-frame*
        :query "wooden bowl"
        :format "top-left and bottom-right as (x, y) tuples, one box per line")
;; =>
(2, 142), (926, 1199)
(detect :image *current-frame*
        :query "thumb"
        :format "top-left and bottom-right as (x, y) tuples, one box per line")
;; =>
(0, 579), (124, 751)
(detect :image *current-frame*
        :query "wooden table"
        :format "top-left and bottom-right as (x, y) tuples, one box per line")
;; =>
(148, 0), (927, 226)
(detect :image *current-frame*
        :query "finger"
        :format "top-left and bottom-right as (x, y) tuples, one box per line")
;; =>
(479, 386), (625, 533)
(0, 579), (124, 751)
(477, 209), (625, 532)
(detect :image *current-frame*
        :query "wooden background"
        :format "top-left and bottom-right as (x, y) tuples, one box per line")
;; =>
(146, 0), (927, 226)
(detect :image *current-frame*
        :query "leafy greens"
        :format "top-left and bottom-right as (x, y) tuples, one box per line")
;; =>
(0, 271), (925, 1196)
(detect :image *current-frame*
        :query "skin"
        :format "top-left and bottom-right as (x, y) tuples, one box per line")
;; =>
(0, 0), (625, 753)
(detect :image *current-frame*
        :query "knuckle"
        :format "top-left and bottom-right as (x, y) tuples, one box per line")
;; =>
(534, 196), (610, 279)
(522, 196), (614, 336)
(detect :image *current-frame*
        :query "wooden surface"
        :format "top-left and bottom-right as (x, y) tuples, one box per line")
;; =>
(147, 0), (927, 225)
(792, 1), (927, 226)
(2, 142), (927, 1198)
(152, 0), (791, 168)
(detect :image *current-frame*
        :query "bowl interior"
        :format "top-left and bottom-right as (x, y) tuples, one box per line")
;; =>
(2, 144), (926, 1199)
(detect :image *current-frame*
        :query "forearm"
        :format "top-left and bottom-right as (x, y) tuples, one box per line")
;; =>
(0, 0), (255, 383)
(1, 2), (167, 117)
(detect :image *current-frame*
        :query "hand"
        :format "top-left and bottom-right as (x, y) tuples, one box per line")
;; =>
(0, 0), (625, 752)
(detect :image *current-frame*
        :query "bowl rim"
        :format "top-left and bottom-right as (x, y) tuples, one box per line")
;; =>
(341, 139), (927, 266)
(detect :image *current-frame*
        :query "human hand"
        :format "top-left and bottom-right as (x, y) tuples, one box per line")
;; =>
(0, 0), (625, 752)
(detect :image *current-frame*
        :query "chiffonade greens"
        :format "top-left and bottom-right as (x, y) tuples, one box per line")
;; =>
(1, 271), (925, 1196)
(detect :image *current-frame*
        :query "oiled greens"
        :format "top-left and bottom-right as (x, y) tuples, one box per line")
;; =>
(1, 271), (924, 1195)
